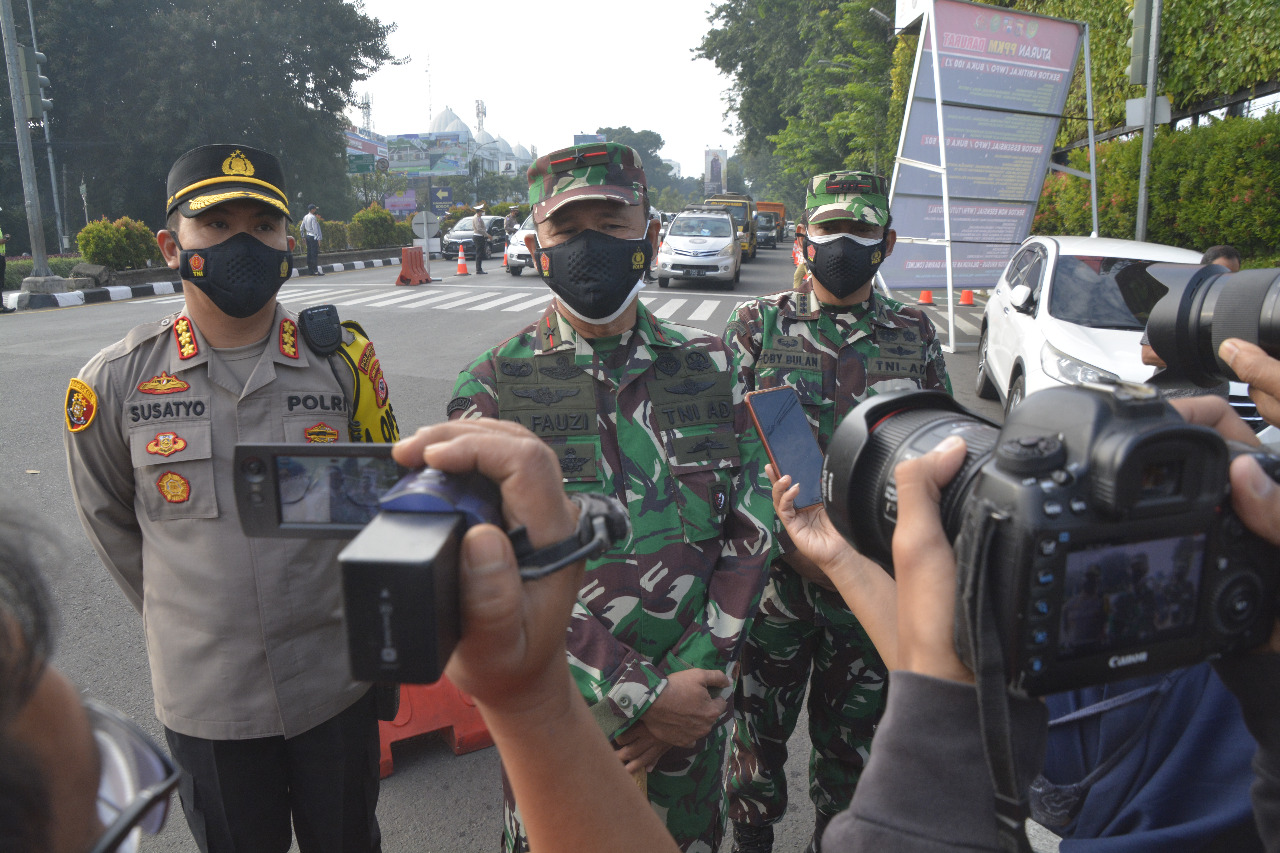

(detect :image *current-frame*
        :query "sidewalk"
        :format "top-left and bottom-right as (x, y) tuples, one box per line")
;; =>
(2, 255), (404, 311)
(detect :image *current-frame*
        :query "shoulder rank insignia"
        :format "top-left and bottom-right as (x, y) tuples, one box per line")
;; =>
(690, 436), (729, 455)
(174, 317), (198, 360)
(155, 471), (190, 504)
(279, 319), (299, 359)
(137, 371), (190, 395)
(664, 378), (716, 396)
(65, 378), (98, 433)
(513, 386), (580, 406)
(304, 422), (339, 443)
(446, 396), (472, 417)
(685, 351), (713, 372)
(358, 342), (376, 375)
(145, 431), (187, 457)
(655, 353), (681, 376)
(501, 360), (533, 378)
(541, 354), (584, 380)
(559, 448), (590, 475)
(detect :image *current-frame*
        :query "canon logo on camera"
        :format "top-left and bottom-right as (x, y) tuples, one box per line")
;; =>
(1108, 652), (1149, 669)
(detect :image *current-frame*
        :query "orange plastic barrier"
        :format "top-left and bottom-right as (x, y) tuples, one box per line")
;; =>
(917, 290), (934, 305)
(959, 289), (975, 306)
(455, 248), (470, 276)
(378, 675), (493, 778)
(395, 247), (432, 286)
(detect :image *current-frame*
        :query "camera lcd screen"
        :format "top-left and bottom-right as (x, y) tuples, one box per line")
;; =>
(1057, 532), (1206, 660)
(277, 454), (405, 525)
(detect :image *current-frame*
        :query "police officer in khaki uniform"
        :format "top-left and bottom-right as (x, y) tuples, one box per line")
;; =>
(64, 145), (394, 853)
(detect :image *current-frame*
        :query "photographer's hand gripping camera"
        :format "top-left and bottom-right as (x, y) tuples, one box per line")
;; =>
(234, 445), (630, 684)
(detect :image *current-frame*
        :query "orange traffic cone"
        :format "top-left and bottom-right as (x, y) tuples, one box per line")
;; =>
(959, 289), (975, 306)
(502, 249), (508, 267)
(917, 290), (934, 305)
(455, 248), (470, 276)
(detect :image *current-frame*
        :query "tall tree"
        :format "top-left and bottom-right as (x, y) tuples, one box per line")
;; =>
(8, 0), (395, 234)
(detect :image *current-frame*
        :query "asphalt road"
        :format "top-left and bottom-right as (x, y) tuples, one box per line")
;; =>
(0, 246), (1032, 853)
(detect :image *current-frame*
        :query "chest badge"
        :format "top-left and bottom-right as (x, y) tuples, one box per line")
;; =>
(137, 371), (190, 395)
(146, 431), (187, 457)
(513, 386), (579, 406)
(304, 422), (339, 443)
(155, 471), (190, 504)
(560, 448), (589, 475)
(174, 317), (199, 360)
(65, 378), (98, 433)
(685, 351), (712, 372)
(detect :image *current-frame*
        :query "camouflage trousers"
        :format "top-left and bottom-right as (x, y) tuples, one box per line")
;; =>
(726, 575), (888, 824)
(501, 716), (732, 853)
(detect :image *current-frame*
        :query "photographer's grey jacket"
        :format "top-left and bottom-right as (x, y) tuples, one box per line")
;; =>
(64, 305), (371, 740)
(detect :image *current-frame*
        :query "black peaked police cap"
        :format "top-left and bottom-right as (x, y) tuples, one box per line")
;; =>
(166, 144), (292, 220)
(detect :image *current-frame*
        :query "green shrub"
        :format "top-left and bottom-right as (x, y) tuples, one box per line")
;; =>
(75, 217), (163, 270)
(321, 221), (350, 253)
(394, 222), (415, 247)
(349, 204), (400, 249)
(3, 256), (83, 290)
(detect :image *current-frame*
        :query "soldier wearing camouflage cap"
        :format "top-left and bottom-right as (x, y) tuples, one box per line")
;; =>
(446, 141), (773, 853)
(723, 170), (952, 853)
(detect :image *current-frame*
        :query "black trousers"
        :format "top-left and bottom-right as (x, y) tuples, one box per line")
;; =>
(164, 690), (382, 853)
(472, 236), (486, 271)
(305, 235), (321, 273)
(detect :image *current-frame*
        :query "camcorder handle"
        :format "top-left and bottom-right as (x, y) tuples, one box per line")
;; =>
(954, 503), (1047, 853)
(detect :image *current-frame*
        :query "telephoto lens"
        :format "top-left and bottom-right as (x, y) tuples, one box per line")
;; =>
(821, 391), (1000, 569)
(1146, 264), (1280, 387)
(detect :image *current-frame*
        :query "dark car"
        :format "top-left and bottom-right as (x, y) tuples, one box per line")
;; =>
(442, 215), (508, 260)
(755, 212), (780, 249)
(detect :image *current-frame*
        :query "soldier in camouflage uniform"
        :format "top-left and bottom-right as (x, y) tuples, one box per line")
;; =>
(446, 142), (773, 853)
(724, 171), (953, 853)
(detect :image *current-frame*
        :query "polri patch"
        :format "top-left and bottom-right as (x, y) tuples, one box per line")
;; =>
(304, 422), (339, 443)
(137, 371), (190, 395)
(174, 317), (198, 360)
(279, 318), (299, 359)
(155, 471), (190, 504)
(145, 431), (187, 457)
(373, 366), (389, 408)
(65, 378), (98, 433)
(358, 342), (376, 375)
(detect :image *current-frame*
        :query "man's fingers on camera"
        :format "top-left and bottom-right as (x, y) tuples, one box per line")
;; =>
(1168, 396), (1259, 445)
(1229, 454), (1280, 549)
(1221, 338), (1280, 403)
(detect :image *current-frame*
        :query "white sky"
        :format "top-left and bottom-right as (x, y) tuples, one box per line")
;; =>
(349, 0), (739, 178)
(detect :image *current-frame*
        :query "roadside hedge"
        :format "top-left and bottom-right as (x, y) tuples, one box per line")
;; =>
(2, 256), (82, 290)
(75, 217), (164, 270)
(349, 204), (399, 250)
(1033, 112), (1280, 266)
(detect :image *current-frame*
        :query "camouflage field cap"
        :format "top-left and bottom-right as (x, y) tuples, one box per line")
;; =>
(166, 144), (291, 219)
(805, 170), (890, 226)
(527, 142), (647, 223)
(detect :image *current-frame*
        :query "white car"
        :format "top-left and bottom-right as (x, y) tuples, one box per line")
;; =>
(653, 208), (741, 289)
(505, 213), (536, 276)
(975, 235), (1275, 440)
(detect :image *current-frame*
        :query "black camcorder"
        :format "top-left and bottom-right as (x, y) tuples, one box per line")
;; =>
(823, 382), (1280, 696)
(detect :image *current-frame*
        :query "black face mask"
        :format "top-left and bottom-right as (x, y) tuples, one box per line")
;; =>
(533, 229), (654, 324)
(803, 233), (888, 299)
(177, 231), (293, 318)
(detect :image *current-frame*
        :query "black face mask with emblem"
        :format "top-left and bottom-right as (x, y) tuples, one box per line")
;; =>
(534, 229), (654, 324)
(803, 233), (887, 300)
(176, 231), (293, 319)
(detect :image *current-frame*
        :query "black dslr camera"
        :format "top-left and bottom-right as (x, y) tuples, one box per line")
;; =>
(823, 382), (1280, 696)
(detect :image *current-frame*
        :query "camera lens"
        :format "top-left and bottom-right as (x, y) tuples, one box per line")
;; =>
(1146, 265), (1280, 387)
(823, 391), (999, 569)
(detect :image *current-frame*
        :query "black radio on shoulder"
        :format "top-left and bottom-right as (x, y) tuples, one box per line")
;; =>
(824, 382), (1280, 696)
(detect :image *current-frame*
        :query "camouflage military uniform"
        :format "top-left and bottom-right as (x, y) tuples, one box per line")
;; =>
(449, 300), (773, 853)
(724, 274), (952, 828)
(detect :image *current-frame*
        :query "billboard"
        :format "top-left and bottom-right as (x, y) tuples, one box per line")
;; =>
(573, 134), (607, 145)
(704, 149), (728, 196)
(883, 0), (1083, 295)
(384, 190), (417, 215)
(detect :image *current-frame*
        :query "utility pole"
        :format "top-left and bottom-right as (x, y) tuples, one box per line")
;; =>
(0, 0), (52, 276)
(1132, 0), (1161, 242)
(26, 0), (65, 251)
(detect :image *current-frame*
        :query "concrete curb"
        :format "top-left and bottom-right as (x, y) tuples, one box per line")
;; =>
(2, 257), (403, 311)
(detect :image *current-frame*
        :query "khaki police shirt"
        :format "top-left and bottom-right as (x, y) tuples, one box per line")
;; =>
(64, 304), (367, 740)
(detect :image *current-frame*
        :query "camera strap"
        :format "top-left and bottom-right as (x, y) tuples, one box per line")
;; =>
(957, 507), (1036, 853)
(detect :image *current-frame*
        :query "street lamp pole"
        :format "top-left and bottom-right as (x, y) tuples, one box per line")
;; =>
(0, 0), (52, 276)
(25, 0), (65, 251)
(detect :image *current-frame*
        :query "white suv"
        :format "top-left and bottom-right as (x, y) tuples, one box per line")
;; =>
(653, 208), (741, 289)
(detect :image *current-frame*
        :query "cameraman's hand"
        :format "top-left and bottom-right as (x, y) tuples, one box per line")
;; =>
(1222, 338), (1280, 428)
(393, 420), (580, 712)
(891, 435), (974, 684)
(635, 668), (730, 748)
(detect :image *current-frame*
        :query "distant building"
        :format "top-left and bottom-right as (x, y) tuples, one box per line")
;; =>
(662, 158), (681, 179)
